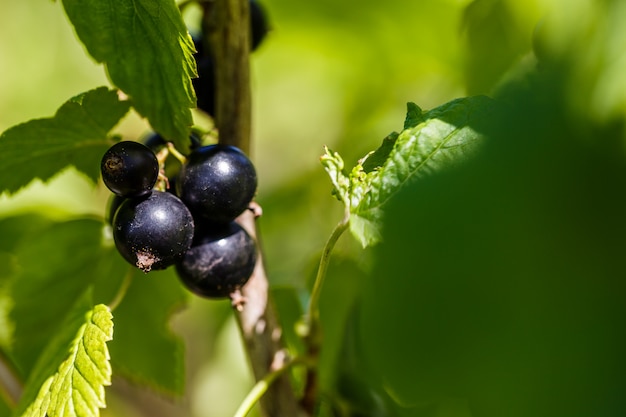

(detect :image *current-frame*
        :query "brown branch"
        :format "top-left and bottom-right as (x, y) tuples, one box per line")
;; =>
(234, 210), (306, 417)
(201, 1), (307, 416)
(202, 0), (251, 151)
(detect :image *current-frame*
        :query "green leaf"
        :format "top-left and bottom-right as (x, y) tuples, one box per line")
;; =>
(15, 300), (113, 417)
(360, 133), (398, 175)
(403, 102), (425, 129)
(0, 87), (130, 195)
(61, 0), (197, 144)
(0, 215), (53, 368)
(108, 266), (187, 395)
(4, 219), (113, 378)
(462, 0), (532, 95)
(271, 287), (306, 359)
(359, 77), (626, 416)
(349, 96), (497, 247)
(317, 257), (365, 390)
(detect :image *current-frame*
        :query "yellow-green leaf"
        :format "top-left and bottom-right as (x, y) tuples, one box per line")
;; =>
(16, 303), (113, 417)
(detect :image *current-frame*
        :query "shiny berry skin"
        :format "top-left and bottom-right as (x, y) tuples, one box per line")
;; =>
(176, 145), (257, 223)
(101, 141), (159, 198)
(113, 191), (195, 272)
(175, 221), (257, 298)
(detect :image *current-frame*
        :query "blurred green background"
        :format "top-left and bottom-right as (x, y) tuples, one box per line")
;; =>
(2, 0), (626, 416)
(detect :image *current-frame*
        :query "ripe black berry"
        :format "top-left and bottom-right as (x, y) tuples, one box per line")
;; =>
(113, 191), (194, 272)
(250, 0), (268, 51)
(101, 141), (159, 198)
(175, 221), (257, 298)
(192, 1), (268, 115)
(192, 52), (216, 116)
(176, 145), (257, 223)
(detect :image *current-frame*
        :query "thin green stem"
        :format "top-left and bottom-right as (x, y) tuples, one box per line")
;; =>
(233, 357), (307, 417)
(108, 267), (134, 312)
(166, 142), (188, 164)
(306, 208), (350, 332)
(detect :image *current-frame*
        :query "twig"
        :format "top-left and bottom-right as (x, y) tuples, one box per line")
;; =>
(233, 356), (308, 417)
(300, 209), (350, 413)
(202, 0), (251, 151)
(201, 1), (305, 415)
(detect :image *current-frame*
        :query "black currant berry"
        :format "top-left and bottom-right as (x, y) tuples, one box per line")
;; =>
(192, 1), (267, 115)
(176, 145), (257, 223)
(192, 52), (216, 116)
(250, 0), (269, 51)
(101, 141), (159, 198)
(113, 191), (194, 272)
(176, 221), (257, 298)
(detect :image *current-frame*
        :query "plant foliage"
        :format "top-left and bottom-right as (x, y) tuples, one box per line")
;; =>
(322, 96), (496, 247)
(15, 300), (113, 417)
(1, 0), (625, 416)
(61, 0), (197, 145)
(0, 88), (129, 195)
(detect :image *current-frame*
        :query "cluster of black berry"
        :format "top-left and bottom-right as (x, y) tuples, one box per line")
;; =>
(101, 137), (258, 299)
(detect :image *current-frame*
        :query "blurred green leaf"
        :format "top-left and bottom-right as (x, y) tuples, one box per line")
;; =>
(462, 0), (536, 94)
(533, 0), (626, 124)
(61, 0), (196, 144)
(0, 215), (53, 362)
(15, 299), (113, 417)
(349, 96), (496, 247)
(316, 256), (397, 417)
(0, 214), (186, 398)
(0, 216), (52, 253)
(359, 72), (626, 417)
(317, 258), (362, 389)
(271, 286), (306, 359)
(5, 219), (113, 379)
(0, 87), (129, 195)
(108, 267), (187, 396)
(270, 286), (307, 393)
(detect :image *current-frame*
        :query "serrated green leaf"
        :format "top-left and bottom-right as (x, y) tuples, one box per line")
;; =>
(61, 0), (197, 144)
(360, 133), (398, 175)
(403, 102), (425, 129)
(5, 219), (111, 378)
(108, 266), (187, 395)
(16, 301), (113, 417)
(350, 95), (497, 247)
(0, 87), (130, 195)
